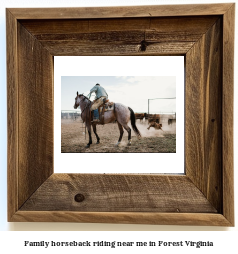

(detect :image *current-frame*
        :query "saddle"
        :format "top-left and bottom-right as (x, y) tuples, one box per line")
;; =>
(92, 98), (114, 124)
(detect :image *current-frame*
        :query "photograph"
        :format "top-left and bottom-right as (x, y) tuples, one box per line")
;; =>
(54, 56), (184, 174)
(61, 76), (176, 153)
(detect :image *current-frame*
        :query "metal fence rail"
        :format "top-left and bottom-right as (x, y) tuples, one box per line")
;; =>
(148, 97), (176, 115)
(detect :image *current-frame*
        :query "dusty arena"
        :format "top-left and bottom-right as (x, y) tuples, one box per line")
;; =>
(61, 117), (176, 153)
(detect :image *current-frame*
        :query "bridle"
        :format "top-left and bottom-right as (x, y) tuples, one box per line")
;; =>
(77, 94), (92, 115)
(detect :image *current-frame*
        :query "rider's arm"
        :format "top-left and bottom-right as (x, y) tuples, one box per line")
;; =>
(88, 86), (97, 99)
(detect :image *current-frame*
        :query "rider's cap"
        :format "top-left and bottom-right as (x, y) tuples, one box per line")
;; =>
(96, 83), (100, 86)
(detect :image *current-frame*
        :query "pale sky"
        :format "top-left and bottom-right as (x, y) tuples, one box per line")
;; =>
(61, 76), (176, 113)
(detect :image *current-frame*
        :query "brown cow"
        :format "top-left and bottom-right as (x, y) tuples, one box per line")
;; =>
(135, 113), (145, 121)
(147, 122), (163, 130)
(147, 114), (160, 123)
(168, 118), (176, 126)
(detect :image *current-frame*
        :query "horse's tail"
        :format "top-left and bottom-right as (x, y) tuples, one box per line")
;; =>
(128, 107), (141, 139)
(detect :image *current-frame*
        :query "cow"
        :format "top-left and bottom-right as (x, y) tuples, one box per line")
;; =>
(168, 118), (176, 126)
(135, 113), (146, 121)
(147, 114), (160, 124)
(147, 122), (163, 130)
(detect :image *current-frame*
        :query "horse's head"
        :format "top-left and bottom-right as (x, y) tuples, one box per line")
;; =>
(74, 91), (84, 109)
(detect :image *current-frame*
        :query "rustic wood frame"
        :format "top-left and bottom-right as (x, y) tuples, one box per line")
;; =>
(7, 4), (234, 226)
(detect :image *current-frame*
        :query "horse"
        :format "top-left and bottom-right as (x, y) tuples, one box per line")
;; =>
(74, 92), (141, 148)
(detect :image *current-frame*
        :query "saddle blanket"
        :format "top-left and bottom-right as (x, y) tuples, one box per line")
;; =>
(99, 102), (114, 112)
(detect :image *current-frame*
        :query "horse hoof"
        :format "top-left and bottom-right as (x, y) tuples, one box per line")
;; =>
(85, 144), (90, 148)
(96, 141), (100, 144)
(115, 142), (121, 147)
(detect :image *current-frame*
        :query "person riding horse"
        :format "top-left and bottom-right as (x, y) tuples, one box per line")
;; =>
(74, 90), (141, 148)
(88, 83), (108, 122)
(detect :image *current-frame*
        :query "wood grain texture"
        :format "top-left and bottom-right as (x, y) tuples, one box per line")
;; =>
(7, 9), (18, 221)
(19, 17), (218, 56)
(222, 4), (235, 226)
(12, 211), (232, 226)
(186, 18), (223, 212)
(6, 5), (234, 225)
(8, 3), (233, 19)
(38, 41), (193, 56)
(20, 17), (218, 34)
(20, 174), (217, 213)
(18, 23), (54, 208)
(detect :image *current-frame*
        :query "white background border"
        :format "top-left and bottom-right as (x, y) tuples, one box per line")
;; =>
(55, 56), (184, 174)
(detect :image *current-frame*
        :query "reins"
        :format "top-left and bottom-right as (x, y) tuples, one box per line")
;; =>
(81, 101), (90, 115)
(80, 96), (92, 115)
(77, 95), (92, 140)
(78, 95), (93, 126)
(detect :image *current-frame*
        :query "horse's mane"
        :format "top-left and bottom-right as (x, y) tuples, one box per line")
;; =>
(78, 94), (92, 124)
(78, 94), (92, 102)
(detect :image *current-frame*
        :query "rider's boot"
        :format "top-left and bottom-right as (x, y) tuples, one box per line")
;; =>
(91, 109), (100, 123)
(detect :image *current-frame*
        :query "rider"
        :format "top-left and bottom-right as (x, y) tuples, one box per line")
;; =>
(88, 83), (108, 122)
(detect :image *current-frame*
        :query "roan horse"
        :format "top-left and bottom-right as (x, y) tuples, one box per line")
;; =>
(74, 92), (141, 148)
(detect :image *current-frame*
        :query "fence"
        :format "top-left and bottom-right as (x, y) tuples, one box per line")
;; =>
(148, 97), (176, 115)
(61, 110), (81, 120)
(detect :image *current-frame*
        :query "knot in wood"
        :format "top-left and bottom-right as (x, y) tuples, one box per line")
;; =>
(74, 193), (85, 202)
(140, 40), (148, 51)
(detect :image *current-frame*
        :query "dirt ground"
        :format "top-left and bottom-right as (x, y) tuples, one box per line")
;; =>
(61, 118), (176, 153)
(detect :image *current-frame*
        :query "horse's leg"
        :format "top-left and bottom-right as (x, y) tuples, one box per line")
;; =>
(93, 124), (100, 144)
(120, 124), (131, 146)
(115, 122), (124, 146)
(114, 104), (132, 146)
(125, 125), (132, 145)
(85, 124), (92, 148)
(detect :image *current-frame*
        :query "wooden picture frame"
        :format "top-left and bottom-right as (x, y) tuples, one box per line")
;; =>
(7, 3), (234, 226)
